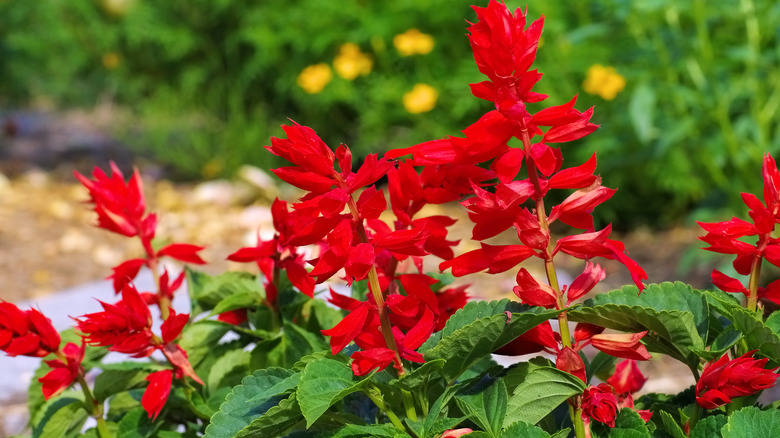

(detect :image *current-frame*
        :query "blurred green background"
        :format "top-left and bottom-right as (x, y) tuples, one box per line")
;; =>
(1, 0), (779, 229)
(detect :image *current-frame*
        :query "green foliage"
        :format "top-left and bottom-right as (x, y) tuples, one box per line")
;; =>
(721, 407), (780, 437)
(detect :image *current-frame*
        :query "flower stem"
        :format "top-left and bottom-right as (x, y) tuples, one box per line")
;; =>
(402, 389), (418, 422)
(747, 252), (762, 312)
(366, 384), (406, 431)
(75, 373), (113, 438)
(570, 402), (586, 438)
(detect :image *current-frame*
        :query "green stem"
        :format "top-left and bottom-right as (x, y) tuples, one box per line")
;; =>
(571, 403), (586, 438)
(688, 403), (704, 432)
(365, 384), (406, 432)
(402, 389), (418, 422)
(75, 374), (113, 438)
(747, 252), (762, 312)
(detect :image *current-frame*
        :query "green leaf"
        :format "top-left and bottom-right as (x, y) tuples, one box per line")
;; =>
(179, 320), (231, 368)
(236, 393), (303, 438)
(319, 423), (408, 437)
(297, 356), (374, 427)
(423, 300), (561, 382)
(588, 351), (618, 383)
(389, 359), (445, 392)
(209, 290), (263, 316)
(691, 414), (726, 438)
(206, 348), (251, 392)
(422, 381), (466, 436)
(251, 322), (329, 369)
(94, 362), (165, 401)
(116, 406), (161, 438)
(659, 410), (686, 438)
(500, 421), (554, 438)
(455, 377), (508, 437)
(590, 408), (651, 438)
(32, 397), (88, 438)
(728, 307), (780, 364)
(187, 268), (263, 315)
(503, 363), (586, 427)
(722, 407), (780, 437)
(692, 326), (741, 361)
(204, 368), (299, 438)
(569, 282), (707, 367)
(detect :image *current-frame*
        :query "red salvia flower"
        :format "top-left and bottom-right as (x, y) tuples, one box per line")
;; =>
(607, 359), (647, 396)
(39, 341), (85, 400)
(0, 302), (61, 358)
(582, 383), (619, 428)
(696, 350), (779, 409)
(142, 369), (173, 421)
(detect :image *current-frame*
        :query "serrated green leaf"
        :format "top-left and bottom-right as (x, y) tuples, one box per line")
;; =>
(503, 363), (586, 427)
(722, 407), (780, 437)
(569, 282), (707, 367)
(204, 368), (299, 438)
(692, 326), (742, 361)
(500, 421), (553, 438)
(206, 348), (250, 392)
(297, 356), (374, 427)
(422, 381), (466, 436)
(236, 393), (303, 438)
(659, 410), (686, 438)
(455, 377), (507, 437)
(318, 423), (407, 437)
(691, 414), (726, 438)
(590, 408), (651, 438)
(729, 307), (780, 364)
(423, 300), (560, 382)
(116, 406), (161, 438)
(32, 397), (88, 438)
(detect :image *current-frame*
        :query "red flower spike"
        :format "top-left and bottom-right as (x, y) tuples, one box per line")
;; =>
(589, 331), (652, 361)
(39, 341), (84, 400)
(350, 348), (397, 376)
(710, 270), (747, 295)
(161, 343), (203, 385)
(529, 143), (562, 178)
(566, 262), (606, 304)
(763, 153), (780, 211)
(266, 122), (335, 176)
(573, 322), (605, 345)
(142, 369), (173, 421)
(607, 359), (647, 395)
(494, 321), (558, 356)
(542, 107), (599, 144)
(696, 350), (779, 409)
(556, 346), (586, 382)
(0, 302), (61, 358)
(356, 186), (387, 220)
(547, 153), (598, 190)
(74, 163), (149, 238)
(321, 302), (373, 354)
(156, 243), (206, 265)
(160, 310), (189, 344)
(513, 268), (557, 308)
(582, 383), (618, 428)
(346, 154), (394, 192)
(108, 258), (146, 294)
(335, 144), (352, 178)
(217, 309), (248, 326)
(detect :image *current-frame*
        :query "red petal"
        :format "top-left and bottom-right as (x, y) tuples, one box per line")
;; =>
(142, 370), (173, 421)
(157, 243), (206, 264)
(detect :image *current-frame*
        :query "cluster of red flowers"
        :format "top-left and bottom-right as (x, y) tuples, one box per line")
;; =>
(580, 359), (651, 429)
(695, 351), (779, 409)
(0, 301), (83, 399)
(263, 121), (470, 375)
(386, 0), (649, 380)
(71, 164), (206, 419)
(699, 154), (780, 307)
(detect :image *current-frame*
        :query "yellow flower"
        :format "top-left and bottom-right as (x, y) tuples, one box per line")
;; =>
(297, 63), (333, 94)
(393, 29), (435, 56)
(333, 43), (372, 80)
(102, 52), (120, 70)
(582, 65), (626, 100)
(403, 84), (438, 114)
